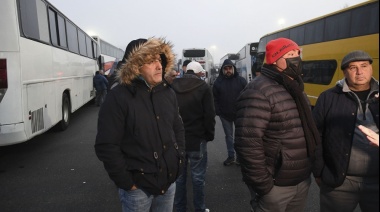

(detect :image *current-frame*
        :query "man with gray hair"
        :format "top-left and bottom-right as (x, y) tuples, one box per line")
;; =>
(95, 38), (186, 212)
(313, 50), (379, 211)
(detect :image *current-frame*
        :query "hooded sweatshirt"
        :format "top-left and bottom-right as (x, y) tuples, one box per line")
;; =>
(171, 71), (216, 151)
(213, 59), (247, 121)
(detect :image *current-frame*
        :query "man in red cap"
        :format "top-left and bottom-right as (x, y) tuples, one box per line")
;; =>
(234, 38), (319, 212)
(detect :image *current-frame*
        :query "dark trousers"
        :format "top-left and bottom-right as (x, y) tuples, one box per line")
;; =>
(95, 90), (107, 106)
(320, 177), (379, 212)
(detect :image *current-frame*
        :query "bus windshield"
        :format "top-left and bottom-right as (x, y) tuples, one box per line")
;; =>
(183, 49), (206, 57)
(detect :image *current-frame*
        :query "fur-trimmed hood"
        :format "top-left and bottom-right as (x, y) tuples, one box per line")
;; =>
(117, 37), (175, 85)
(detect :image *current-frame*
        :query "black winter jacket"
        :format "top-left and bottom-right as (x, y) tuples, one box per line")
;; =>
(312, 78), (379, 187)
(95, 79), (185, 195)
(235, 66), (313, 196)
(171, 72), (216, 151)
(213, 59), (247, 121)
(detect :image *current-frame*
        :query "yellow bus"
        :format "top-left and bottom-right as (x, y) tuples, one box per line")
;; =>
(256, 0), (379, 106)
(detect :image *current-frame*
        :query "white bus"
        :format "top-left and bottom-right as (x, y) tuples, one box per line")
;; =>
(182, 48), (216, 85)
(92, 36), (124, 76)
(219, 53), (239, 66)
(0, 0), (98, 146)
(235, 42), (259, 82)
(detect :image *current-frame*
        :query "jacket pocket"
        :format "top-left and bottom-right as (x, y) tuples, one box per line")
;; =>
(162, 142), (185, 183)
(273, 146), (283, 178)
(130, 167), (161, 194)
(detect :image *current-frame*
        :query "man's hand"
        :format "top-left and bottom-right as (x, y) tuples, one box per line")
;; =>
(130, 185), (138, 191)
(315, 177), (322, 187)
(358, 125), (379, 147)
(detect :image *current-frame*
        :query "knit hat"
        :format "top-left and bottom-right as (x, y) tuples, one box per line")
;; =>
(265, 38), (300, 64)
(122, 38), (148, 63)
(186, 61), (205, 74)
(341, 50), (373, 70)
(183, 60), (192, 67)
(117, 37), (175, 85)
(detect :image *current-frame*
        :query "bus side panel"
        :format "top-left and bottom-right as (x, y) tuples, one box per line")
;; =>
(25, 83), (44, 137)
(83, 58), (96, 105)
(235, 44), (251, 82)
(20, 40), (53, 83)
(43, 81), (56, 129)
(19, 37), (55, 138)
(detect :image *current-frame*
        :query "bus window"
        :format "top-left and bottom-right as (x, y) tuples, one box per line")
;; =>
(86, 36), (94, 58)
(302, 60), (337, 85)
(351, 3), (379, 37)
(78, 30), (87, 56)
(66, 21), (79, 54)
(19, 0), (50, 43)
(48, 9), (58, 46)
(57, 15), (67, 48)
(325, 11), (351, 41)
(304, 19), (324, 44)
(290, 25), (305, 45)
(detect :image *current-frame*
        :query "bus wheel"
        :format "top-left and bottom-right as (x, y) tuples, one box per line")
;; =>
(56, 93), (71, 131)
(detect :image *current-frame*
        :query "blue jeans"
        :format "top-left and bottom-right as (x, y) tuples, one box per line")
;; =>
(118, 183), (175, 212)
(175, 141), (208, 212)
(220, 117), (235, 158)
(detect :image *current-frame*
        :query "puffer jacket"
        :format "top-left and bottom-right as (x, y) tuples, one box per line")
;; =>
(94, 38), (186, 195)
(213, 59), (247, 121)
(312, 78), (379, 187)
(234, 66), (313, 196)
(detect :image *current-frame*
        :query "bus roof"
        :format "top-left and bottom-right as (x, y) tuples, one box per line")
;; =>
(259, 0), (376, 39)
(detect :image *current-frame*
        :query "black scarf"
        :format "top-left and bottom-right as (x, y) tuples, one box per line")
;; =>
(261, 65), (320, 158)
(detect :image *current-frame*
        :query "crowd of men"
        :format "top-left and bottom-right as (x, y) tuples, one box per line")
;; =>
(93, 37), (378, 212)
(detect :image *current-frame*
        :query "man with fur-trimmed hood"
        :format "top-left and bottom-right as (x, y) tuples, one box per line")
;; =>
(95, 38), (186, 212)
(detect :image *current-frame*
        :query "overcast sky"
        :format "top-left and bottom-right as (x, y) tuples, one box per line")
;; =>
(48, 0), (368, 65)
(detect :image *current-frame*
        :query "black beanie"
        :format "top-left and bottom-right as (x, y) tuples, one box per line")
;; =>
(183, 60), (192, 67)
(121, 38), (148, 63)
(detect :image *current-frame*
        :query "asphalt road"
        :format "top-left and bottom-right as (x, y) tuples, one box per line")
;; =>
(0, 103), (360, 212)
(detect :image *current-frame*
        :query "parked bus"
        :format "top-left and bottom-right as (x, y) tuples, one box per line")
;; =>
(219, 53), (239, 66)
(92, 36), (124, 76)
(235, 42), (259, 82)
(0, 0), (99, 146)
(182, 48), (215, 85)
(256, 0), (379, 106)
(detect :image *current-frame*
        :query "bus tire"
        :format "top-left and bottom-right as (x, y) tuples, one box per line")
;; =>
(56, 93), (71, 131)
